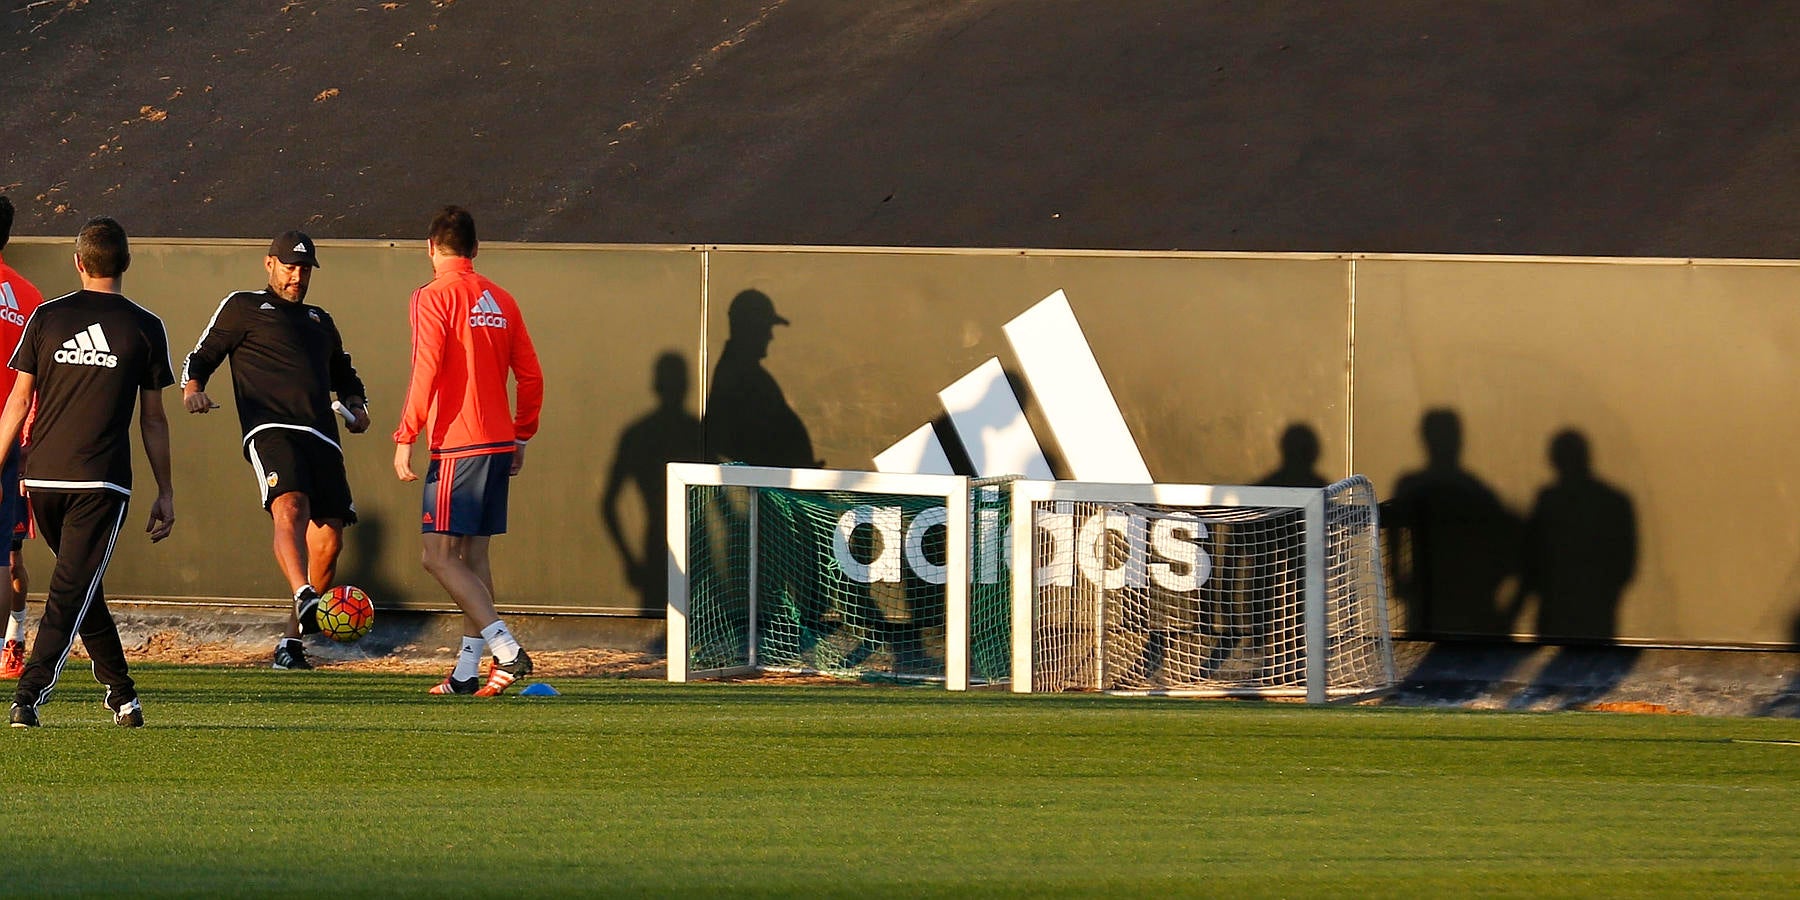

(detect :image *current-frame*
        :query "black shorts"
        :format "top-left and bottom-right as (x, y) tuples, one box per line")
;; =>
(245, 428), (357, 524)
(421, 452), (511, 536)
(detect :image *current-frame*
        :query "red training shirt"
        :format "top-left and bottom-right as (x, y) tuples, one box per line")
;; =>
(0, 251), (44, 445)
(393, 256), (543, 458)
(0, 251), (45, 400)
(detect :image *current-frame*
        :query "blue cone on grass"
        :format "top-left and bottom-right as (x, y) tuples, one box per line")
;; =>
(519, 683), (559, 697)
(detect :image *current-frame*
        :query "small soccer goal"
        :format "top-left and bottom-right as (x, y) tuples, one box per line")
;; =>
(1008, 476), (1396, 700)
(666, 464), (1015, 690)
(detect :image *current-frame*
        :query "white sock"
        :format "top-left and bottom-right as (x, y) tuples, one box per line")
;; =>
(452, 636), (483, 681)
(480, 620), (522, 664)
(293, 584), (316, 601)
(4, 609), (23, 643)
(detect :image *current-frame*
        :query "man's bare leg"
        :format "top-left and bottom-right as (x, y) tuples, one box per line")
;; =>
(422, 532), (528, 695)
(422, 533), (499, 630)
(269, 492), (316, 640)
(306, 518), (345, 594)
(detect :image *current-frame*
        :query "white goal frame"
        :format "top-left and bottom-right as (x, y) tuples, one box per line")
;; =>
(1009, 479), (1349, 702)
(666, 463), (974, 689)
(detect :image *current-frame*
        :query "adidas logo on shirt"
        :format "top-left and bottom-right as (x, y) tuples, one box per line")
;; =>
(0, 283), (24, 326)
(469, 290), (508, 329)
(54, 323), (119, 368)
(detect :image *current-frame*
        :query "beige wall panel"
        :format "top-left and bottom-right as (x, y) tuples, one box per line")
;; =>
(6, 238), (702, 615)
(1355, 257), (1800, 646)
(702, 250), (1350, 486)
(8, 237), (1792, 647)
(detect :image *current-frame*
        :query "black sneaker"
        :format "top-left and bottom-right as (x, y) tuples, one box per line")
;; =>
(294, 586), (323, 635)
(9, 703), (37, 728)
(272, 640), (312, 670)
(105, 691), (143, 728)
(427, 676), (480, 695)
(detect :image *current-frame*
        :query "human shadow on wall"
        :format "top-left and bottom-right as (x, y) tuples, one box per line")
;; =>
(1180, 424), (1332, 685)
(1503, 429), (1640, 709)
(1252, 423), (1325, 681)
(702, 289), (821, 468)
(601, 351), (704, 610)
(1382, 409), (1527, 703)
(700, 290), (831, 662)
(1257, 422), (1329, 489)
(1383, 408), (1523, 639)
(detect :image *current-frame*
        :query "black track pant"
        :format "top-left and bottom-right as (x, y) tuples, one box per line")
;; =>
(14, 490), (132, 710)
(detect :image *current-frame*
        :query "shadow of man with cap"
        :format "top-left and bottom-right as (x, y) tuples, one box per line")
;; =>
(702, 289), (818, 468)
(702, 289), (829, 662)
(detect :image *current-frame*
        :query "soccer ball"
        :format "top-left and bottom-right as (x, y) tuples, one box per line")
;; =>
(317, 585), (375, 643)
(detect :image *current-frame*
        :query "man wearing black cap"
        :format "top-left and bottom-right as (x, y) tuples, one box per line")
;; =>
(180, 231), (370, 669)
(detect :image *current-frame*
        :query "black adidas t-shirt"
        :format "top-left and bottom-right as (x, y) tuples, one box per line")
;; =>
(9, 289), (175, 494)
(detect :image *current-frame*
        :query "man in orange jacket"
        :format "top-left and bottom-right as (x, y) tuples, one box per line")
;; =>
(393, 206), (544, 696)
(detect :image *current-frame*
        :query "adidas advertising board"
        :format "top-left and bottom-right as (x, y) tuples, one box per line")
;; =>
(53, 323), (119, 368)
(851, 289), (1199, 591)
(830, 503), (1210, 592)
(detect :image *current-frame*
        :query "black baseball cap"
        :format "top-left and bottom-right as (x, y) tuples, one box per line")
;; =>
(727, 289), (788, 326)
(268, 230), (321, 268)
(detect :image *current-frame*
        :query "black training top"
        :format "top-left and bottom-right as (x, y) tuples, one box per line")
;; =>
(9, 289), (175, 495)
(180, 288), (366, 453)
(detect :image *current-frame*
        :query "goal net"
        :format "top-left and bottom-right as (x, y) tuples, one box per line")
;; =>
(1009, 476), (1395, 699)
(666, 464), (1014, 689)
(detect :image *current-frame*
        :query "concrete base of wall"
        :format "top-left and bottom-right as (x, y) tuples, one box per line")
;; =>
(40, 604), (1800, 717)
(1387, 640), (1800, 718)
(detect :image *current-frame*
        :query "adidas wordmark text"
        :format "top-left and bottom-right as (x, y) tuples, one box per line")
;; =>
(53, 324), (119, 368)
(469, 290), (507, 329)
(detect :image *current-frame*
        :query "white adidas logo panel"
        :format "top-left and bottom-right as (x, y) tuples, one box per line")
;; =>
(53, 323), (119, 367)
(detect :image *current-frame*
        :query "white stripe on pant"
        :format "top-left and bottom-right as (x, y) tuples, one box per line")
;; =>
(12, 490), (131, 710)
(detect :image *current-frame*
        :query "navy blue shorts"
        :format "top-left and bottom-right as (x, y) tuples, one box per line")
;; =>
(421, 452), (512, 536)
(0, 442), (25, 550)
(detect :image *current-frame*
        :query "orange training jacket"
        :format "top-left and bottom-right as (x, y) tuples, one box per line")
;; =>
(392, 257), (543, 458)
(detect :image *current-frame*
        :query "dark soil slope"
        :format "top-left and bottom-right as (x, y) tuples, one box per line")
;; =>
(4, 1), (1798, 256)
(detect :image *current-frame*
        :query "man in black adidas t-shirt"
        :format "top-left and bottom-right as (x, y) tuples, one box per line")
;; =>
(180, 230), (369, 670)
(0, 217), (175, 729)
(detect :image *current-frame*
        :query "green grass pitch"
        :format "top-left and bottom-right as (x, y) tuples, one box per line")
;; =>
(4, 666), (1797, 897)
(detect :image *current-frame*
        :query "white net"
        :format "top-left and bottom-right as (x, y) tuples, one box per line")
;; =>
(671, 465), (1013, 687)
(1023, 476), (1394, 697)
